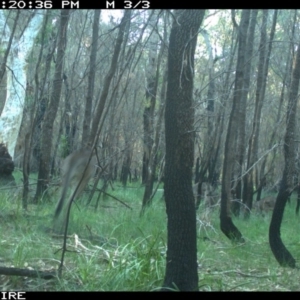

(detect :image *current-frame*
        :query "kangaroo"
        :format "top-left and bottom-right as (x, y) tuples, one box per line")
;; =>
(54, 147), (96, 230)
(194, 182), (217, 209)
(253, 196), (276, 214)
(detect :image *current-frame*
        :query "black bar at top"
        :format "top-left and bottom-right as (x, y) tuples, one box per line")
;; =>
(1, 1), (286, 9)
(2, 1), (255, 10)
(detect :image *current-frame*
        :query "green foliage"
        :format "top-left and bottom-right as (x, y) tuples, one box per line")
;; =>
(197, 201), (300, 291)
(0, 48), (5, 57)
(35, 19), (55, 47)
(59, 135), (70, 159)
(1, 178), (300, 290)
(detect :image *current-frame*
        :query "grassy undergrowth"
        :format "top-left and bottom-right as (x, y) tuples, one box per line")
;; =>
(0, 177), (300, 291)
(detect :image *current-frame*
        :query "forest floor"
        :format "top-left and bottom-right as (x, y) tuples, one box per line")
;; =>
(0, 177), (299, 291)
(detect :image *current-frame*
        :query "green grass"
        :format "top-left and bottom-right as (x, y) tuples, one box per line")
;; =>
(0, 177), (300, 291)
(196, 201), (300, 291)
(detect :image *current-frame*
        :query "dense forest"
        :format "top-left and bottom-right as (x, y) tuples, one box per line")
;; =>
(0, 9), (299, 291)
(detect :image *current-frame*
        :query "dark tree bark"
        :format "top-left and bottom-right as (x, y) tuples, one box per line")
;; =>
(220, 10), (250, 243)
(0, 143), (15, 186)
(22, 12), (49, 209)
(142, 14), (158, 185)
(269, 37), (300, 269)
(202, 29), (216, 189)
(193, 29), (217, 210)
(120, 145), (132, 187)
(31, 27), (56, 172)
(243, 10), (277, 217)
(141, 97), (165, 212)
(0, 11), (20, 86)
(141, 15), (168, 212)
(82, 10), (100, 146)
(194, 21), (238, 211)
(57, 72), (72, 160)
(34, 10), (70, 202)
(232, 9), (257, 216)
(89, 10), (131, 145)
(162, 10), (205, 291)
(257, 10), (292, 202)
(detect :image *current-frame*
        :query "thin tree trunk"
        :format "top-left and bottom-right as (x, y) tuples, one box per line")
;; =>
(22, 12), (50, 208)
(89, 10), (131, 145)
(257, 10), (292, 202)
(142, 13), (158, 185)
(82, 10), (100, 146)
(243, 10), (277, 217)
(34, 10), (70, 202)
(31, 26), (56, 172)
(141, 16), (168, 211)
(232, 9), (257, 216)
(0, 11), (20, 84)
(220, 10), (250, 243)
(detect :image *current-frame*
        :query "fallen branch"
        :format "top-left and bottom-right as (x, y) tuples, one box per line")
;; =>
(97, 189), (132, 210)
(0, 266), (56, 279)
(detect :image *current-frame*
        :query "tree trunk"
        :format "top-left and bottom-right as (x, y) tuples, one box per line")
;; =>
(34, 10), (70, 201)
(243, 10), (277, 217)
(142, 13), (158, 184)
(82, 10), (100, 146)
(269, 36), (300, 269)
(232, 9), (257, 216)
(89, 10), (131, 145)
(257, 10), (290, 202)
(120, 147), (132, 187)
(0, 11), (20, 84)
(0, 11), (44, 157)
(31, 25), (56, 172)
(22, 12), (50, 209)
(141, 15), (168, 212)
(220, 10), (250, 243)
(162, 10), (205, 291)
